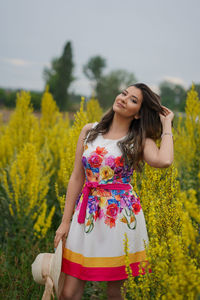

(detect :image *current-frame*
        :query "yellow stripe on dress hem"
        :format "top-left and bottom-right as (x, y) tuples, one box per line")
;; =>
(63, 248), (147, 268)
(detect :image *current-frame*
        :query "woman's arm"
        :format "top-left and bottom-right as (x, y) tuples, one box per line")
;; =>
(54, 122), (94, 248)
(143, 106), (174, 168)
(61, 122), (93, 224)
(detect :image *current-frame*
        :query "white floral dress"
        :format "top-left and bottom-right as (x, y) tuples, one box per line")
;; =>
(61, 122), (152, 281)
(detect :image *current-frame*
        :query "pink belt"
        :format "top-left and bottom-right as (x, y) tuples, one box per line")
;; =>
(78, 181), (132, 224)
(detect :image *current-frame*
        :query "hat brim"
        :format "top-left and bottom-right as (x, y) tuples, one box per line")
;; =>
(50, 239), (64, 297)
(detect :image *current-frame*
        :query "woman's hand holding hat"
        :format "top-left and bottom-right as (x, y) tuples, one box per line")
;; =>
(54, 221), (70, 250)
(31, 240), (65, 299)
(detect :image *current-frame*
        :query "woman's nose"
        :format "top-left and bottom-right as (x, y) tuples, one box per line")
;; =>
(121, 96), (127, 103)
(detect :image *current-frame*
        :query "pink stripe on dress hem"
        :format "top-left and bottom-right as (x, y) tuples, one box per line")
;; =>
(61, 258), (152, 281)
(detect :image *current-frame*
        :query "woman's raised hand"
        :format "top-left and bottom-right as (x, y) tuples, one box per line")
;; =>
(54, 221), (71, 250)
(159, 105), (174, 124)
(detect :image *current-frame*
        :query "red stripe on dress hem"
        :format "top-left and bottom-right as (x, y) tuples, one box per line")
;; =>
(61, 257), (152, 281)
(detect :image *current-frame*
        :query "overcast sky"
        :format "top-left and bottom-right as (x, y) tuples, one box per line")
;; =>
(0, 0), (199, 96)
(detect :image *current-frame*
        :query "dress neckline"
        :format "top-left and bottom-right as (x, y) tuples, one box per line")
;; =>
(93, 122), (127, 141)
(100, 133), (127, 141)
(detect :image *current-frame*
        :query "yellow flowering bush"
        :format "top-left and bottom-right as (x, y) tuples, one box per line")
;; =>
(0, 90), (40, 168)
(0, 90), (103, 241)
(1, 141), (55, 239)
(122, 162), (200, 299)
(174, 83), (200, 199)
(86, 95), (103, 123)
(122, 84), (200, 299)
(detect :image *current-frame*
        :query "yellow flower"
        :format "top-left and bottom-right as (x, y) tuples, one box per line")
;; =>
(100, 166), (114, 180)
(99, 196), (107, 208)
(120, 216), (128, 223)
(86, 219), (91, 226)
(130, 215), (135, 223)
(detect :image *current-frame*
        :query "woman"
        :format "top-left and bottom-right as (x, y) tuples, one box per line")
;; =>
(54, 83), (174, 300)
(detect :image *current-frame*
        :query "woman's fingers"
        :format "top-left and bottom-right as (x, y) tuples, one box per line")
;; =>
(161, 106), (170, 115)
(54, 232), (62, 248)
(54, 235), (60, 249)
(54, 223), (70, 250)
(161, 106), (174, 117)
(54, 231), (68, 249)
(159, 105), (174, 123)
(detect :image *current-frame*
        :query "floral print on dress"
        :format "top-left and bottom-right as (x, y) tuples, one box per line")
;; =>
(76, 145), (142, 233)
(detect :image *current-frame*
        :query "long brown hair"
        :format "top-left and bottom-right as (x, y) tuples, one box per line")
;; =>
(85, 83), (167, 172)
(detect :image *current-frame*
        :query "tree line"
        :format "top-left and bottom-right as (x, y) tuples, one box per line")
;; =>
(0, 40), (199, 112)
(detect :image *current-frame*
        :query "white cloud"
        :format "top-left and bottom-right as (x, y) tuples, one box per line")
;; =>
(0, 57), (50, 68)
(162, 76), (187, 88)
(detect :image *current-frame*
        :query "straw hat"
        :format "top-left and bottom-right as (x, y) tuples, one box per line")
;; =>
(31, 240), (65, 300)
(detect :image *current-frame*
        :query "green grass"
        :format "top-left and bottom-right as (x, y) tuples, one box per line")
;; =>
(0, 230), (107, 299)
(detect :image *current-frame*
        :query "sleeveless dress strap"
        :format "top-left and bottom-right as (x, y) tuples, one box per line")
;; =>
(84, 121), (98, 145)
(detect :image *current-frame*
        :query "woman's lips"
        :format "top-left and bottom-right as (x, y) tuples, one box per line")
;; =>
(116, 103), (125, 108)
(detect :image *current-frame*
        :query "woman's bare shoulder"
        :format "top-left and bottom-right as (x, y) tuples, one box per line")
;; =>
(82, 122), (97, 134)
(82, 123), (94, 131)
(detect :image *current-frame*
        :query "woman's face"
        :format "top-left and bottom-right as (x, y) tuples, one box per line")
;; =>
(113, 86), (143, 120)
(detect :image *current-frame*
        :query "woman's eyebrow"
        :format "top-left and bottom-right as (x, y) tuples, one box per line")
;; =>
(124, 89), (139, 101)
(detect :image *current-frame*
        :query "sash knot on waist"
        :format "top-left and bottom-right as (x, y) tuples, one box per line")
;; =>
(77, 181), (131, 224)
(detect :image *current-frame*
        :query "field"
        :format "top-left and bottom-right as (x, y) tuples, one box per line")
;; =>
(0, 86), (200, 299)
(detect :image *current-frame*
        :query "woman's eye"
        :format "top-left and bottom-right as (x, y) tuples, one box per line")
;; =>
(121, 91), (136, 103)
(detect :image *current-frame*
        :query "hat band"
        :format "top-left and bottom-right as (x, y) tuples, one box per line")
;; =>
(42, 253), (53, 279)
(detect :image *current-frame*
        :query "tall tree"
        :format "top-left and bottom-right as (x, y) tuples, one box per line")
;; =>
(96, 69), (137, 108)
(159, 81), (187, 112)
(83, 56), (106, 95)
(43, 41), (74, 110)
